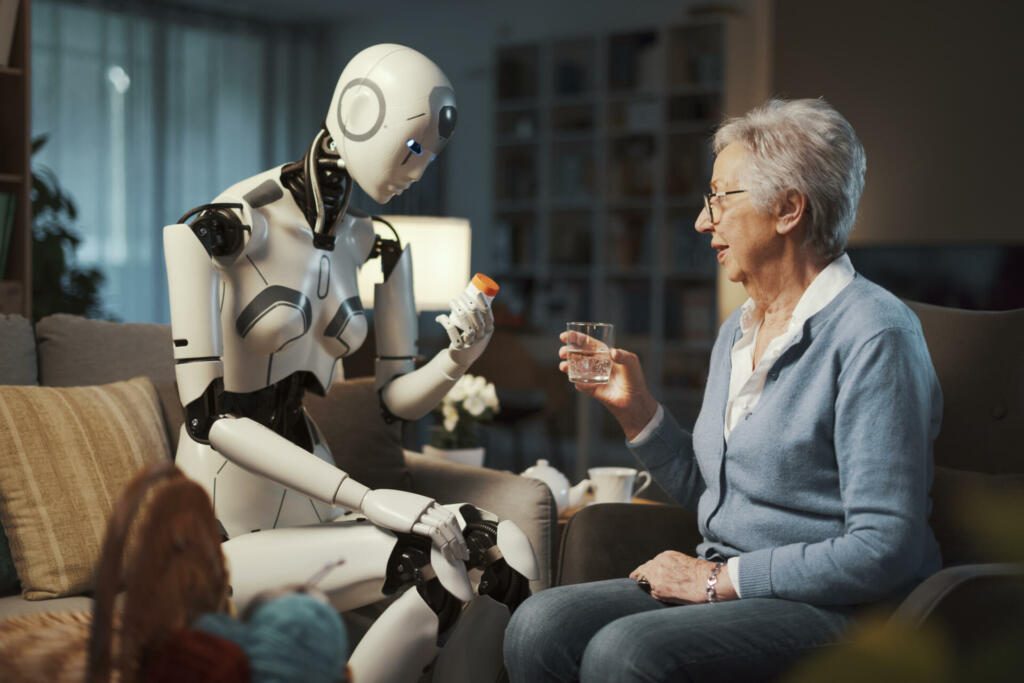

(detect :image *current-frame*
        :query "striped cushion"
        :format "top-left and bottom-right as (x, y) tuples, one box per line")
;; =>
(0, 377), (171, 599)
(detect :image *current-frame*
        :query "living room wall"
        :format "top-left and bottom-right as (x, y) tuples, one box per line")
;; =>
(772, 0), (1024, 248)
(713, 0), (1024, 316)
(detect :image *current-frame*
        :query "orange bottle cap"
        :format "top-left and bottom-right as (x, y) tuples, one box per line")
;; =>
(471, 273), (500, 297)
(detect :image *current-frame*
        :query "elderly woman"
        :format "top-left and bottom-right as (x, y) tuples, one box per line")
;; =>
(503, 98), (942, 682)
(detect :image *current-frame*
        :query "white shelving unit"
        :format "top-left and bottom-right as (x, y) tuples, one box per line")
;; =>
(492, 21), (725, 478)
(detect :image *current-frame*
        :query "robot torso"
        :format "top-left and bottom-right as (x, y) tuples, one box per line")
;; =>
(212, 168), (376, 396)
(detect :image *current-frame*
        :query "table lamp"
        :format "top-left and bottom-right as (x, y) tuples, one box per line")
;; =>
(356, 215), (472, 312)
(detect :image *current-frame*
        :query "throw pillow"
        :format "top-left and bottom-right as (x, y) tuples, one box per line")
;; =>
(34, 314), (184, 451)
(304, 377), (410, 491)
(0, 377), (171, 599)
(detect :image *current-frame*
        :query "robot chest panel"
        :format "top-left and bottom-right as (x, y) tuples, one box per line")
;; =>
(221, 223), (368, 363)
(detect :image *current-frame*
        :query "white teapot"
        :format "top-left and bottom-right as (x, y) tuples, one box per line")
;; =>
(521, 459), (592, 514)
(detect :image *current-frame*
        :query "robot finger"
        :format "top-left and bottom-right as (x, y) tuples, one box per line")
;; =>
(469, 306), (486, 333)
(481, 301), (495, 335)
(435, 314), (464, 346)
(424, 508), (469, 560)
(449, 297), (472, 327)
(455, 302), (485, 344)
(413, 522), (446, 550)
(440, 300), (462, 330)
(422, 510), (459, 547)
(414, 523), (466, 564)
(423, 503), (457, 526)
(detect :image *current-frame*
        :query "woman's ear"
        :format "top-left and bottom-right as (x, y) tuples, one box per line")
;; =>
(775, 189), (807, 236)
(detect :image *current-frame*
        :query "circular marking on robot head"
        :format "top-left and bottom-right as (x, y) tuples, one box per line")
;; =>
(336, 78), (386, 142)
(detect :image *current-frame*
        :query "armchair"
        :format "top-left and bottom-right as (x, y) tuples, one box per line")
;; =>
(555, 302), (1024, 642)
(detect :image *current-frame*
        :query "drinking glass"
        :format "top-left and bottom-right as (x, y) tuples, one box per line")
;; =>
(566, 322), (614, 384)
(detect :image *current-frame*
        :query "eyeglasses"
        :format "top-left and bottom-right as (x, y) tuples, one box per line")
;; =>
(703, 190), (747, 224)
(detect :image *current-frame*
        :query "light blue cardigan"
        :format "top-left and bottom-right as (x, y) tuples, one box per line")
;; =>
(630, 275), (943, 606)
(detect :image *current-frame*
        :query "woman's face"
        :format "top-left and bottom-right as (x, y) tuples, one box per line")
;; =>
(695, 141), (777, 286)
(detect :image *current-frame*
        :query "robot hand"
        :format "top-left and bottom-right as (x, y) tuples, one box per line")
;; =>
(436, 290), (494, 369)
(360, 489), (470, 564)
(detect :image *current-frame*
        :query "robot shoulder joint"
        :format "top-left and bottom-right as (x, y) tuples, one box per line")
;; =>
(177, 203), (249, 258)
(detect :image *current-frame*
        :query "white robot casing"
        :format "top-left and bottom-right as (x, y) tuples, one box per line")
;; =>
(327, 44), (457, 204)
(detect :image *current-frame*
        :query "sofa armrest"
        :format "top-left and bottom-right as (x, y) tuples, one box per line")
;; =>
(556, 503), (702, 586)
(889, 562), (1024, 633)
(404, 451), (557, 591)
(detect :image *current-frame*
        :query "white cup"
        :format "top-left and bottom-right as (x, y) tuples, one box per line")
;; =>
(586, 467), (652, 504)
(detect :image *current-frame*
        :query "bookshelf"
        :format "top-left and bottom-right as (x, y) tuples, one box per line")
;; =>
(492, 21), (723, 478)
(0, 0), (31, 317)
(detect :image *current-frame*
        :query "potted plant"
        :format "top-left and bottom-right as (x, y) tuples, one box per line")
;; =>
(31, 135), (111, 321)
(423, 374), (500, 467)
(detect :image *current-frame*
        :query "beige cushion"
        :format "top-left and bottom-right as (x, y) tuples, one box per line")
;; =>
(34, 314), (184, 451)
(0, 377), (171, 599)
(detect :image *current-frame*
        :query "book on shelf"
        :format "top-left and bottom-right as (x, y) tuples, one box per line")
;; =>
(0, 0), (20, 68)
(0, 192), (15, 280)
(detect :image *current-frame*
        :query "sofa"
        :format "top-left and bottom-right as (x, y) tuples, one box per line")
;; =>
(0, 313), (557, 625)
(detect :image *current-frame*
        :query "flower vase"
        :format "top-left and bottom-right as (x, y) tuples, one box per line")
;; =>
(422, 444), (486, 468)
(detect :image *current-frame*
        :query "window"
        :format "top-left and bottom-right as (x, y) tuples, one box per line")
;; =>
(32, 0), (324, 322)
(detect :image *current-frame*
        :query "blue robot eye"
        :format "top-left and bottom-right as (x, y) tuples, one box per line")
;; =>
(406, 139), (422, 155)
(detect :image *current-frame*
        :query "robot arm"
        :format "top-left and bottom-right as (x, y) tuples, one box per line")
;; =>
(163, 219), (226, 442)
(371, 241), (493, 421)
(207, 415), (467, 562)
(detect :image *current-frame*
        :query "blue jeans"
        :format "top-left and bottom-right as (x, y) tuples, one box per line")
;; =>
(504, 578), (855, 683)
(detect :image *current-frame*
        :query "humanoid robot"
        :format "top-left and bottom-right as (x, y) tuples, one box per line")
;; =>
(163, 44), (537, 682)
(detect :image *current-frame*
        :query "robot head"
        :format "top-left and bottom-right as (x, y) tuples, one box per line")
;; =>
(326, 44), (457, 205)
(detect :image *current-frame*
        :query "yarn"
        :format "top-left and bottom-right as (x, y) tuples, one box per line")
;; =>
(144, 629), (250, 683)
(195, 593), (348, 683)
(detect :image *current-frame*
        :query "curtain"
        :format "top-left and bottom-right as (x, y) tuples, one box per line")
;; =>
(31, 0), (328, 323)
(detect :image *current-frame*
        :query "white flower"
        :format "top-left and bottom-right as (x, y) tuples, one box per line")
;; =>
(444, 414), (459, 432)
(467, 375), (486, 397)
(464, 394), (486, 417)
(442, 402), (458, 421)
(482, 382), (499, 412)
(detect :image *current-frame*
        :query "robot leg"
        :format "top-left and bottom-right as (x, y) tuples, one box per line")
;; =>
(427, 505), (539, 683)
(348, 535), (463, 683)
(346, 585), (446, 683)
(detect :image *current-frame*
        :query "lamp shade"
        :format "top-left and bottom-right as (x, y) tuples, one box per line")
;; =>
(357, 215), (472, 312)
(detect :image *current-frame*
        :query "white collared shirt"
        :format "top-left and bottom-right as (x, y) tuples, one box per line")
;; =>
(724, 252), (856, 441)
(628, 253), (856, 597)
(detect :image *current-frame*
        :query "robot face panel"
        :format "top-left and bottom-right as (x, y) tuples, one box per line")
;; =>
(327, 44), (457, 205)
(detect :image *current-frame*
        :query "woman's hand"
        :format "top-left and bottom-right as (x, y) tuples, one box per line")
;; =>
(558, 332), (658, 440)
(629, 551), (738, 604)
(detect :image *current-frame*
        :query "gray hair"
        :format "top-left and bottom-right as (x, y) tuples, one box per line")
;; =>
(713, 98), (866, 261)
